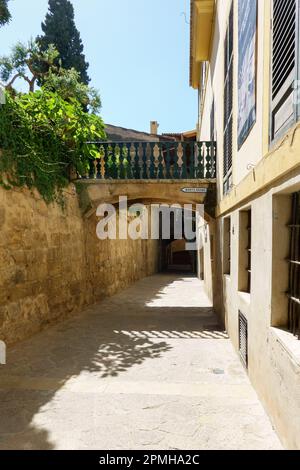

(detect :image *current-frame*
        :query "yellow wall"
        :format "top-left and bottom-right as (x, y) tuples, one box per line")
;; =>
(0, 185), (159, 345)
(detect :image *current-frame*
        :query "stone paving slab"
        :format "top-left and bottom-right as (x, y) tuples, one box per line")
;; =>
(0, 274), (283, 450)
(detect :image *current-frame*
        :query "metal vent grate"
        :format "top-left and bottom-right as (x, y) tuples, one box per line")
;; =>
(239, 312), (248, 368)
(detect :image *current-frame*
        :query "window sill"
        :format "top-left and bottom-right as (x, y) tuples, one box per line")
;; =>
(238, 291), (251, 305)
(271, 327), (300, 366)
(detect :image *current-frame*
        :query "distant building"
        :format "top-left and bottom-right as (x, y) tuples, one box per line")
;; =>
(105, 122), (177, 143)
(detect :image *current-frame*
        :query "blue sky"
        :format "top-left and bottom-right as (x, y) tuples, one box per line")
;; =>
(0, 0), (197, 134)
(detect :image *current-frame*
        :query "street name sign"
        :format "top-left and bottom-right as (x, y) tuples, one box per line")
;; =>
(181, 188), (208, 194)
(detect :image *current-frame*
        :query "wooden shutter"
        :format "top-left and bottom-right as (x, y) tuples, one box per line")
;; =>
(271, 0), (299, 141)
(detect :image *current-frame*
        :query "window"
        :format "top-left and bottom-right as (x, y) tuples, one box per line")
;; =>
(287, 192), (300, 339)
(223, 4), (234, 194)
(239, 209), (252, 293)
(270, 0), (300, 142)
(223, 217), (231, 275)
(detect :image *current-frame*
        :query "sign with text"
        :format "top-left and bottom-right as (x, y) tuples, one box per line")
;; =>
(181, 188), (208, 194)
(238, 0), (257, 149)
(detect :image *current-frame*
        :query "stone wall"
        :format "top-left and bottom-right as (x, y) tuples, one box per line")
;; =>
(0, 185), (159, 345)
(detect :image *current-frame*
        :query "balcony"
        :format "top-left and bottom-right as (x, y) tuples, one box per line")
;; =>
(83, 141), (216, 181)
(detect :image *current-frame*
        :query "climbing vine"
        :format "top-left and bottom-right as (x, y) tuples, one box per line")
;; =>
(0, 90), (105, 204)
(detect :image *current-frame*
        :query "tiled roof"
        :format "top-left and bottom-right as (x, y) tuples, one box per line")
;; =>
(105, 124), (176, 142)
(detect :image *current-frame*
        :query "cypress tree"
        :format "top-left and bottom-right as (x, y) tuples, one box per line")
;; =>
(0, 0), (11, 26)
(38, 0), (90, 84)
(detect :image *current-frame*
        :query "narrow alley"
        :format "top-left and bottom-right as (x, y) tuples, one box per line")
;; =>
(0, 275), (282, 450)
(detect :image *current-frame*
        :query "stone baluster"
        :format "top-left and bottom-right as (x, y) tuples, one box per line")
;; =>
(181, 143), (188, 179)
(157, 143), (164, 179)
(119, 143), (126, 179)
(149, 143), (156, 179)
(197, 142), (204, 178)
(104, 144), (109, 179)
(165, 143), (172, 179)
(142, 143), (148, 179)
(134, 143), (140, 179)
(205, 142), (212, 178)
(126, 143), (132, 179)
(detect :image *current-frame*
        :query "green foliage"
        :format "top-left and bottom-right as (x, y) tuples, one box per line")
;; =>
(0, 40), (60, 92)
(42, 68), (101, 114)
(0, 41), (101, 113)
(0, 90), (106, 204)
(38, 0), (90, 85)
(0, 0), (10, 27)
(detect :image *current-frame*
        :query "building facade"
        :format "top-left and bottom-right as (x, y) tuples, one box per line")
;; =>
(190, 0), (300, 449)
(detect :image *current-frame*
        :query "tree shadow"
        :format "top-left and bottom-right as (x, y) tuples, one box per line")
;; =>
(0, 273), (227, 450)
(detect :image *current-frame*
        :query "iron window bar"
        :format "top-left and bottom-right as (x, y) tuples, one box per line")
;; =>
(287, 191), (300, 339)
(247, 212), (252, 293)
(225, 218), (231, 275)
(287, 295), (300, 306)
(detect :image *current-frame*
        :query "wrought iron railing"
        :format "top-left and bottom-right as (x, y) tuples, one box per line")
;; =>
(82, 141), (216, 180)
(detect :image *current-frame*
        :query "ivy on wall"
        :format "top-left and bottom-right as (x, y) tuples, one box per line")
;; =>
(0, 90), (105, 204)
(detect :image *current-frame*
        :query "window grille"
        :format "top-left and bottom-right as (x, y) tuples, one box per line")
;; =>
(239, 312), (248, 368)
(223, 217), (231, 275)
(287, 191), (300, 339)
(247, 211), (252, 293)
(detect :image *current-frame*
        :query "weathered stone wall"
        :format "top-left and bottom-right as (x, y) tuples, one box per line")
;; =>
(0, 185), (159, 345)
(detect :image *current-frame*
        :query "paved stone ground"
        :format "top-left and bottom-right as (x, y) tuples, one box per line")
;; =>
(0, 274), (282, 450)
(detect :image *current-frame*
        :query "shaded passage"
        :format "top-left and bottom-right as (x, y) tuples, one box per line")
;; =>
(0, 275), (282, 450)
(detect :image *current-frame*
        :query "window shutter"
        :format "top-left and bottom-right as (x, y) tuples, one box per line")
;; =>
(271, 0), (299, 141)
(223, 4), (234, 194)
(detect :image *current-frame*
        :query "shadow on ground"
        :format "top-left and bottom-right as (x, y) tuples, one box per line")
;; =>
(0, 274), (226, 449)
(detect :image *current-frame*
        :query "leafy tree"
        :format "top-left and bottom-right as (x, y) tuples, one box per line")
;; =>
(0, 41), (101, 112)
(0, 0), (11, 27)
(0, 40), (59, 92)
(38, 0), (90, 84)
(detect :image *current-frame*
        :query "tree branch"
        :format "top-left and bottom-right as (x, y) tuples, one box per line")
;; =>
(5, 73), (22, 89)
